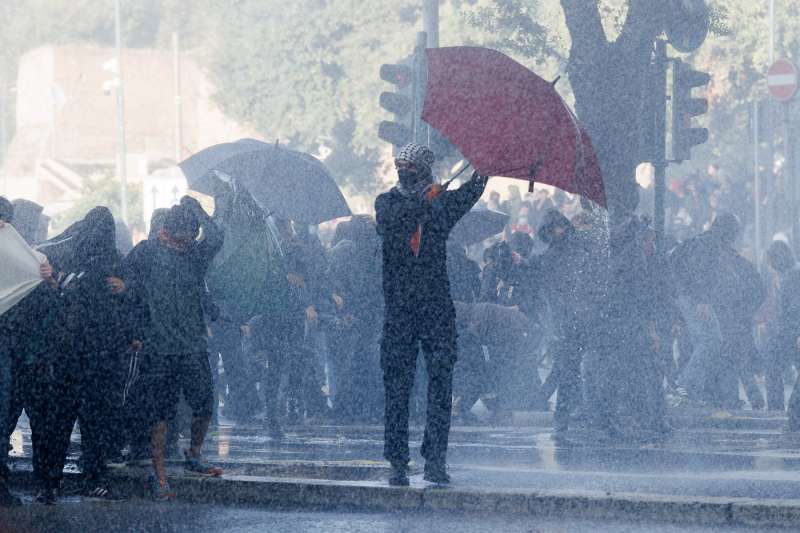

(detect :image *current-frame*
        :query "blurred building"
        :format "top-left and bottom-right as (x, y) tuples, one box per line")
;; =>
(0, 44), (255, 219)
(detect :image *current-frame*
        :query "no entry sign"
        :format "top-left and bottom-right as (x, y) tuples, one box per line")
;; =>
(768, 59), (799, 102)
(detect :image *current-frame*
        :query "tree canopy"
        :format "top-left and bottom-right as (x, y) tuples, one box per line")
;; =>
(0, 1), (796, 209)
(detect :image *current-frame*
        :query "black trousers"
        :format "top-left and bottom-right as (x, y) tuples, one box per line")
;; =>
(78, 354), (127, 481)
(764, 330), (794, 411)
(547, 334), (584, 432)
(381, 320), (456, 467)
(210, 321), (259, 420)
(18, 361), (80, 490)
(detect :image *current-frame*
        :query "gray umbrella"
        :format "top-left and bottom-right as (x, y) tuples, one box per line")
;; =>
(179, 139), (351, 225)
(449, 208), (509, 246)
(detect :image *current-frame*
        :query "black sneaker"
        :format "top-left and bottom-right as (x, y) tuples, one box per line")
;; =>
(0, 480), (21, 507)
(35, 488), (57, 505)
(423, 463), (450, 485)
(84, 484), (125, 502)
(388, 464), (409, 487)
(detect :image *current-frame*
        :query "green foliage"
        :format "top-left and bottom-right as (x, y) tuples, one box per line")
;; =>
(50, 171), (142, 233)
(463, 0), (562, 61)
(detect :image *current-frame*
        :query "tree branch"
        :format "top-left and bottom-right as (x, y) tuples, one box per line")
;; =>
(560, 0), (608, 61)
(614, 0), (664, 57)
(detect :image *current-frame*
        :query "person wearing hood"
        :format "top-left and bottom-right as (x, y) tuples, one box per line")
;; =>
(50, 207), (142, 500)
(764, 241), (800, 418)
(1, 198), (57, 505)
(536, 209), (607, 443)
(326, 217), (384, 423)
(10, 199), (48, 245)
(123, 196), (224, 500)
(375, 142), (488, 486)
(670, 213), (764, 409)
(0, 198), (32, 506)
(4, 207), (98, 504)
(603, 216), (670, 436)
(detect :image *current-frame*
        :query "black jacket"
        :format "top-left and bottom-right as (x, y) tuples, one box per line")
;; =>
(777, 266), (800, 340)
(123, 218), (223, 355)
(375, 176), (487, 330)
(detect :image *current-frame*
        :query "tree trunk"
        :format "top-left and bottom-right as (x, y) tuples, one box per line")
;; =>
(561, 0), (665, 216)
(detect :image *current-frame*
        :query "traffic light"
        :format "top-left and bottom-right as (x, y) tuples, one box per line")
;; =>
(379, 43), (460, 161)
(671, 60), (710, 162)
(378, 61), (414, 147)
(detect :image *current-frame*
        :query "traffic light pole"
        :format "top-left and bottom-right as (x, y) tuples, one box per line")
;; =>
(423, 0), (439, 48)
(653, 40), (668, 253)
(786, 102), (800, 252)
(413, 32), (429, 146)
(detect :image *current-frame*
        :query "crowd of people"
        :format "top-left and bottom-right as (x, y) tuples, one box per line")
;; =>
(1, 141), (800, 502)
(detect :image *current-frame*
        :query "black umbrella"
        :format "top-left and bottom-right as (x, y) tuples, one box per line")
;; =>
(449, 208), (509, 246)
(179, 139), (351, 225)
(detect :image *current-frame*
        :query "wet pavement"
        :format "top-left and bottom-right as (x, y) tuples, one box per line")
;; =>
(0, 502), (784, 533)
(9, 408), (800, 502)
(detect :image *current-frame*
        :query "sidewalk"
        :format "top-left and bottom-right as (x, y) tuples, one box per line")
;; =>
(7, 408), (800, 528)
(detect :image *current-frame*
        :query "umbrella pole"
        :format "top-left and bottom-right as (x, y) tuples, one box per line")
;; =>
(442, 161), (472, 190)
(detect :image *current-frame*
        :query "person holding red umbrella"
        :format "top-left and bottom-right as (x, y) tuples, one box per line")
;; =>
(375, 143), (488, 486)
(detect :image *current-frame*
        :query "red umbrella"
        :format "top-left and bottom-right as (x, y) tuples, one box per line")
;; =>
(422, 47), (606, 207)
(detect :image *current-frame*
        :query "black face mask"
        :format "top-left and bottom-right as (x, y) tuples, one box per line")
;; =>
(398, 169), (418, 189)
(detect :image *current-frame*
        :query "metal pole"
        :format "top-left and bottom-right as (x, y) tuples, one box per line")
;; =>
(413, 32), (428, 145)
(0, 90), (6, 196)
(769, 0), (775, 65)
(785, 102), (799, 252)
(172, 31), (182, 162)
(423, 0), (439, 48)
(115, 0), (128, 224)
(754, 99), (762, 268)
(653, 40), (668, 252)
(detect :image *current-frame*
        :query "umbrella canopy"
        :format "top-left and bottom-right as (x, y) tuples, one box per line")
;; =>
(449, 207), (509, 246)
(179, 139), (351, 225)
(422, 47), (606, 207)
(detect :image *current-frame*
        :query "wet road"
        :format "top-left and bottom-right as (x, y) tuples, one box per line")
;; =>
(0, 502), (784, 533)
(9, 411), (800, 502)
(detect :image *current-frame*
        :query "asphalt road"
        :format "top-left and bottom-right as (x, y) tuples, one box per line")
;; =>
(0, 502), (784, 533)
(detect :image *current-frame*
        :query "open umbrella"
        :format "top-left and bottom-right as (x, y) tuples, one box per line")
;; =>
(422, 47), (606, 207)
(179, 139), (351, 225)
(449, 208), (509, 246)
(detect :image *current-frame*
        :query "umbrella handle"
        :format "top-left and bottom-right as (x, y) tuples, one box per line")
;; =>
(442, 161), (472, 190)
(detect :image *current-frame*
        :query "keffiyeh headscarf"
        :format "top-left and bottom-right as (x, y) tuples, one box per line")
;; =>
(395, 143), (435, 173)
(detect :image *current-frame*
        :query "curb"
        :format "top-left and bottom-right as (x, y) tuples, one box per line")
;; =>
(156, 474), (800, 529)
(11, 466), (796, 529)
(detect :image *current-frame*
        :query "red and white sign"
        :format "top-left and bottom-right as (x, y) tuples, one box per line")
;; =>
(768, 59), (799, 102)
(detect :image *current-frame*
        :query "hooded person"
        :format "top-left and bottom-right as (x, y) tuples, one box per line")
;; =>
(670, 212), (764, 409)
(0, 197), (57, 505)
(326, 222), (385, 424)
(536, 208), (610, 442)
(764, 241), (800, 413)
(13, 207), (140, 503)
(11, 199), (46, 245)
(0, 197), (20, 506)
(0, 197), (12, 225)
(375, 142), (488, 486)
(54, 207), (144, 499)
(123, 196), (224, 500)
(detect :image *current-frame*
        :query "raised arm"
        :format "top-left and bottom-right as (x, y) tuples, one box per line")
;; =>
(428, 172), (489, 234)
